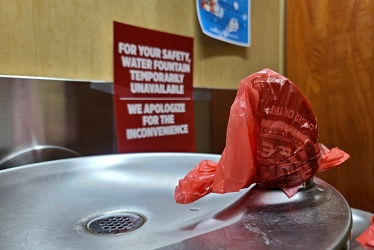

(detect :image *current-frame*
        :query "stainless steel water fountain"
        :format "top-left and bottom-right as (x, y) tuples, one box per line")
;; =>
(0, 76), (365, 249)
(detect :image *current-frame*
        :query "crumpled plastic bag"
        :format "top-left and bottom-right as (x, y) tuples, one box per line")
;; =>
(175, 68), (350, 204)
(356, 215), (374, 247)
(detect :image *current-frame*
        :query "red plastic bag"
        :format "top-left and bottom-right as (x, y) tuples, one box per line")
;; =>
(175, 68), (349, 204)
(356, 215), (374, 247)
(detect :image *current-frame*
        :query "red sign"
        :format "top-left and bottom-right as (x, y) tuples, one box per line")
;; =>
(113, 22), (196, 153)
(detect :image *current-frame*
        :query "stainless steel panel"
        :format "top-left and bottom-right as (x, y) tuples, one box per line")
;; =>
(0, 76), (212, 169)
(0, 77), (116, 169)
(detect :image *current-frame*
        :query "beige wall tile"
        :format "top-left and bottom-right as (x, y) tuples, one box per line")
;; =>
(0, 0), (36, 75)
(1, 0), (284, 89)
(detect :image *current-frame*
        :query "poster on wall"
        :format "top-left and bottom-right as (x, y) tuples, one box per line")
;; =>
(196, 0), (250, 47)
(113, 22), (196, 153)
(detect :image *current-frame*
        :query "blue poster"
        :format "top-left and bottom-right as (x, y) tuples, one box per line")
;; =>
(196, 0), (250, 47)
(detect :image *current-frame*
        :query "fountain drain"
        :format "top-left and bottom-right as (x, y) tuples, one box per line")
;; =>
(86, 212), (145, 235)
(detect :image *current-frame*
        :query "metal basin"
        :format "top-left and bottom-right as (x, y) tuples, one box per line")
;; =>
(351, 208), (374, 250)
(0, 153), (352, 249)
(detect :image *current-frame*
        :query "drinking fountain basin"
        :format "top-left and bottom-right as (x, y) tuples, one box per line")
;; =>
(0, 153), (352, 249)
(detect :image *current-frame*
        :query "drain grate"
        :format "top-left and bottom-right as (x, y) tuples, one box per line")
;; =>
(86, 212), (145, 235)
